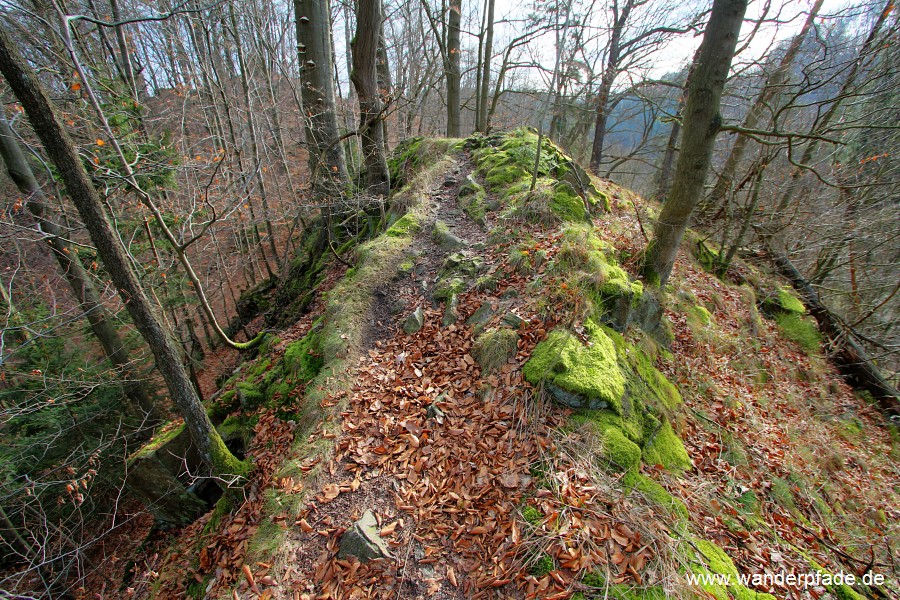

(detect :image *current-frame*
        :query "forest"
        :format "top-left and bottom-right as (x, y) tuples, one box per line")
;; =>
(0, 0), (898, 598)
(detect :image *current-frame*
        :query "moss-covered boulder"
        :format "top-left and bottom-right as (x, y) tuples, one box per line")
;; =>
(469, 129), (605, 216)
(523, 320), (625, 411)
(458, 174), (488, 225)
(525, 319), (689, 475)
(548, 225), (644, 330)
(761, 285), (806, 316)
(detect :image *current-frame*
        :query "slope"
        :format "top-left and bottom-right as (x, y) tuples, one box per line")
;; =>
(136, 130), (899, 600)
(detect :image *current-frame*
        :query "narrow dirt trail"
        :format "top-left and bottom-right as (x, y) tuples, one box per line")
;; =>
(275, 156), (558, 599)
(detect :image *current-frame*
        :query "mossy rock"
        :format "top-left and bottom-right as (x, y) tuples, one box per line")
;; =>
(550, 181), (589, 222)
(432, 220), (466, 249)
(473, 328), (519, 373)
(458, 175), (488, 225)
(760, 286), (805, 316)
(523, 319), (625, 411)
(235, 381), (264, 409)
(433, 276), (467, 300)
(642, 420), (691, 471)
(442, 251), (484, 276)
(385, 213), (420, 238)
(283, 328), (324, 387)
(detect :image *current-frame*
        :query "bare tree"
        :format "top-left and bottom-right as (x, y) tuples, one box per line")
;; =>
(352, 0), (391, 196)
(0, 26), (248, 481)
(643, 0), (748, 286)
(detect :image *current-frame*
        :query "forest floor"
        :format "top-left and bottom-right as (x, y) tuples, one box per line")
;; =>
(128, 140), (899, 600)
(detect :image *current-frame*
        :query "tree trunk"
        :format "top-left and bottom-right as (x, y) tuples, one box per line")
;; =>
(476, 0), (495, 133)
(0, 28), (247, 480)
(644, 0), (748, 286)
(446, 0), (462, 137)
(654, 101), (682, 201)
(294, 0), (349, 199)
(376, 21), (392, 150)
(705, 0), (822, 212)
(0, 108), (161, 426)
(351, 0), (391, 196)
(588, 0), (630, 174)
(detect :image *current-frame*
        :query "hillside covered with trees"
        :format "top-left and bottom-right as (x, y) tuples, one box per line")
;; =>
(0, 0), (897, 598)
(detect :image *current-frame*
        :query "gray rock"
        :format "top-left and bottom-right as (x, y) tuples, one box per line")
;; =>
(443, 294), (459, 326)
(338, 510), (393, 562)
(433, 220), (466, 249)
(546, 382), (610, 410)
(426, 402), (446, 424)
(403, 306), (425, 334)
(467, 302), (495, 327)
(389, 299), (406, 316)
(501, 311), (528, 329)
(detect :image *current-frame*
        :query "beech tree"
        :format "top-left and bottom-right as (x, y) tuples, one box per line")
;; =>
(644, 0), (748, 286)
(294, 0), (349, 199)
(352, 0), (391, 196)
(0, 27), (248, 481)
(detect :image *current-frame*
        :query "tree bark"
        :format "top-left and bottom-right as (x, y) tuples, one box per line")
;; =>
(588, 0), (631, 174)
(0, 108), (161, 426)
(446, 0), (462, 137)
(351, 0), (391, 196)
(654, 101), (682, 201)
(476, 0), (495, 133)
(376, 21), (392, 150)
(294, 0), (349, 199)
(644, 0), (748, 287)
(0, 28), (247, 480)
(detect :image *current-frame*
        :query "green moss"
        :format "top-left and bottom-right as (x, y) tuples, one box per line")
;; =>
(642, 420), (690, 471)
(235, 381), (264, 408)
(473, 328), (519, 373)
(208, 389), (238, 422)
(433, 276), (466, 300)
(523, 320), (625, 412)
(201, 494), (235, 536)
(529, 554), (555, 578)
(385, 213), (420, 238)
(777, 287), (805, 314)
(550, 182), (588, 222)
(209, 429), (251, 479)
(691, 305), (712, 325)
(622, 343), (682, 410)
(283, 329), (324, 387)
(694, 539), (739, 579)
(623, 471), (690, 523)
(128, 422), (185, 463)
(580, 572), (666, 599)
(485, 164), (529, 188)
(521, 505), (543, 527)
(577, 414), (642, 473)
(775, 313), (821, 354)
